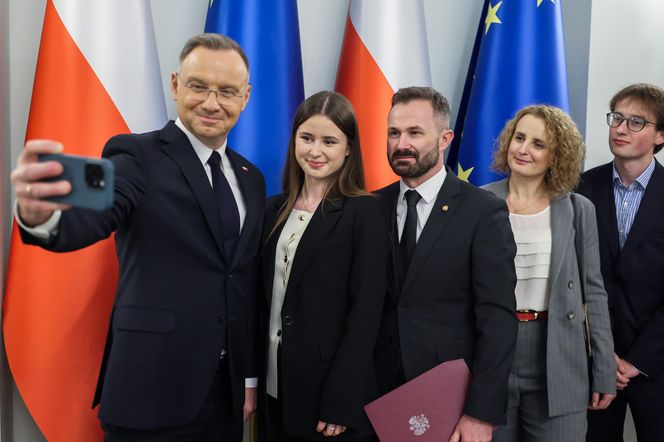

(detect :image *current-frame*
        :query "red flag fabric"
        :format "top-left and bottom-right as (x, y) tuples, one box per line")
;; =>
(3, 1), (166, 440)
(335, 0), (433, 190)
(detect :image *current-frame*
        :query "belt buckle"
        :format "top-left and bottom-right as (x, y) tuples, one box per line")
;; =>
(517, 309), (536, 322)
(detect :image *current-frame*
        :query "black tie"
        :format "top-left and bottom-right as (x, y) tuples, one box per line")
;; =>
(208, 151), (240, 259)
(400, 190), (421, 272)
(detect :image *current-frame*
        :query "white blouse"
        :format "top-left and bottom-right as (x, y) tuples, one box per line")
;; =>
(509, 206), (552, 311)
(266, 209), (314, 398)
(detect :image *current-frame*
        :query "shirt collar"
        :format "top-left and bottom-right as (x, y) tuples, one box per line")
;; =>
(612, 157), (655, 190)
(398, 166), (447, 204)
(175, 117), (228, 165)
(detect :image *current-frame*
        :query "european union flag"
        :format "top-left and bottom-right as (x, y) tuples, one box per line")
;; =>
(205, 0), (304, 196)
(450, 0), (570, 186)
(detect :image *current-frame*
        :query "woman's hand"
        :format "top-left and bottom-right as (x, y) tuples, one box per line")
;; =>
(589, 392), (615, 410)
(316, 420), (347, 437)
(243, 387), (257, 421)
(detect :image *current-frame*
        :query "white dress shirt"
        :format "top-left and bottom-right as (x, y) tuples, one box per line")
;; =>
(396, 166), (447, 242)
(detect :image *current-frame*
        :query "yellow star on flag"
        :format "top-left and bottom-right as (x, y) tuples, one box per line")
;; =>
(537, 0), (555, 6)
(484, 1), (503, 35)
(210, 0), (214, 7)
(457, 164), (475, 182)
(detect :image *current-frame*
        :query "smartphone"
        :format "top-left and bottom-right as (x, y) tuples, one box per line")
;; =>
(38, 153), (114, 211)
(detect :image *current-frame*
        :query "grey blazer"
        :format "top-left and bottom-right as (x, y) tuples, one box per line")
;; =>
(484, 179), (616, 416)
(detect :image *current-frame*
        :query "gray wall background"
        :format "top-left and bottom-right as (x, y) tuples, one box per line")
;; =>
(4, 0), (661, 440)
(1, 0), (12, 438)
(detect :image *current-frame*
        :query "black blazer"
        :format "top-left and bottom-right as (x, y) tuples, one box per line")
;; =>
(260, 194), (388, 440)
(374, 169), (518, 425)
(578, 160), (664, 385)
(21, 121), (266, 429)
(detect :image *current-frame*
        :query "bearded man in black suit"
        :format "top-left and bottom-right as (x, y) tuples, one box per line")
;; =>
(374, 86), (518, 442)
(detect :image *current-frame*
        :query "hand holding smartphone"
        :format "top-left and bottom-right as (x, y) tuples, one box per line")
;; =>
(38, 153), (114, 210)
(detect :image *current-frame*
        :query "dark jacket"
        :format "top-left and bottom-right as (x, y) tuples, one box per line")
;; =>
(374, 169), (518, 425)
(260, 194), (388, 439)
(21, 121), (266, 429)
(578, 160), (664, 384)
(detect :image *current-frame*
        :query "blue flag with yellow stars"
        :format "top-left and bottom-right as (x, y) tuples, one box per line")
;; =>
(205, 0), (304, 196)
(450, 0), (570, 186)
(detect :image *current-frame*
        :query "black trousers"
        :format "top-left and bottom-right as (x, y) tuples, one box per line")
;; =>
(102, 359), (243, 442)
(587, 379), (664, 442)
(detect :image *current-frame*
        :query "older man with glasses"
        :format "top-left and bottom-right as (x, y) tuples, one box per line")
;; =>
(577, 83), (664, 442)
(11, 33), (264, 441)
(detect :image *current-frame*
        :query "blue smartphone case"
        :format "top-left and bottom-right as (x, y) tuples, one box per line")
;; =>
(39, 153), (114, 211)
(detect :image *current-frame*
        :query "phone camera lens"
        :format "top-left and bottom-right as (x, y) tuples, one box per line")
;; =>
(85, 164), (105, 189)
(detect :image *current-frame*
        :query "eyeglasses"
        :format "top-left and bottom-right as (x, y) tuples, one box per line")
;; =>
(606, 112), (657, 132)
(180, 76), (247, 103)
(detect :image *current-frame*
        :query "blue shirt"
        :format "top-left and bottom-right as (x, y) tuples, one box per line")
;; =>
(613, 159), (655, 249)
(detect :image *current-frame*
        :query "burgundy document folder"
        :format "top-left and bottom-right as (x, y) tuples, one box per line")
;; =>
(364, 359), (471, 441)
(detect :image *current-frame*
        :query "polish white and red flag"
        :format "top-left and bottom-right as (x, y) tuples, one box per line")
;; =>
(3, 1), (166, 440)
(335, 0), (432, 190)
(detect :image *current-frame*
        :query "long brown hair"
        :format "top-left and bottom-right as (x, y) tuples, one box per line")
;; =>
(273, 91), (368, 231)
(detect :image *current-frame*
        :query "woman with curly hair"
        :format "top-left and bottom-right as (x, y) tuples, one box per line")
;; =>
(484, 105), (616, 441)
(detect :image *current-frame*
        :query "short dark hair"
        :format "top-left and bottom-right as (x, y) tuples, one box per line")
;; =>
(178, 33), (249, 73)
(610, 83), (664, 153)
(391, 86), (451, 128)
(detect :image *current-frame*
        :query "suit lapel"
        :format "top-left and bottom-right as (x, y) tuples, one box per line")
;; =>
(284, 199), (344, 301)
(549, 194), (573, 291)
(620, 161), (664, 261)
(401, 171), (461, 295)
(226, 148), (259, 268)
(593, 164), (620, 260)
(261, 197), (288, 308)
(377, 183), (402, 301)
(159, 122), (227, 262)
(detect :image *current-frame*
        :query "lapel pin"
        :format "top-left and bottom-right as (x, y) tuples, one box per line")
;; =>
(441, 205), (449, 212)
(241, 166), (249, 172)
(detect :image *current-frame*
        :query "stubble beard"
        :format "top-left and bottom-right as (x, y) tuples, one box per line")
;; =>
(389, 145), (440, 179)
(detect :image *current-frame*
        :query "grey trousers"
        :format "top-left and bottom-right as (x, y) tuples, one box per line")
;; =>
(492, 320), (587, 442)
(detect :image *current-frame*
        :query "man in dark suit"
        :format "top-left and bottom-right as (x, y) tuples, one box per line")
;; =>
(578, 83), (664, 442)
(374, 86), (518, 442)
(11, 34), (265, 441)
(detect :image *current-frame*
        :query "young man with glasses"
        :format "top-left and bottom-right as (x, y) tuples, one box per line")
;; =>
(577, 83), (664, 442)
